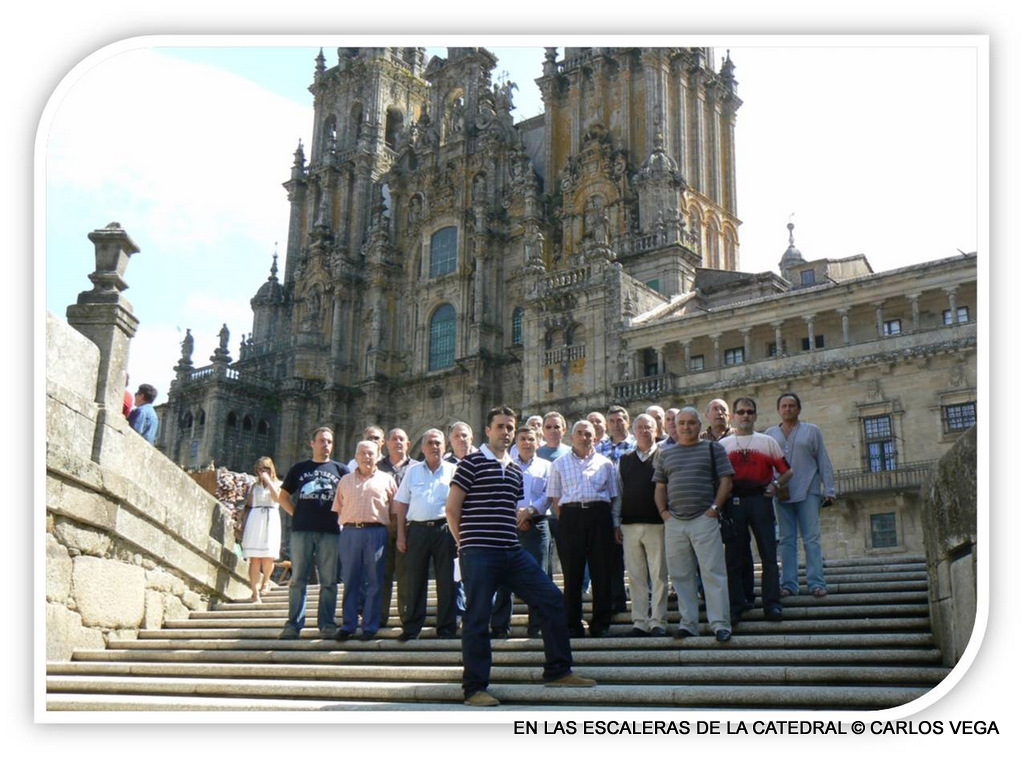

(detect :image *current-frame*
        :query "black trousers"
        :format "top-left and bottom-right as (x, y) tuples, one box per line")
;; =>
(725, 493), (782, 616)
(401, 520), (458, 636)
(557, 502), (614, 633)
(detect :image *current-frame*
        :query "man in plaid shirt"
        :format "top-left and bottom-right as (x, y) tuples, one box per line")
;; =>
(549, 419), (621, 638)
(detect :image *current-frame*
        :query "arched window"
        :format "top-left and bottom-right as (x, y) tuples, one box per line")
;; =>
(511, 307), (524, 346)
(384, 108), (403, 149)
(707, 218), (721, 268)
(321, 115), (337, 158)
(430, 226), (458, 277)
(257, 419), (270, 437)
(226, 412), (238, 431)
(350, 103), (364, 144)
(429, 304), (456, 371)
(242, 416), (253, 432)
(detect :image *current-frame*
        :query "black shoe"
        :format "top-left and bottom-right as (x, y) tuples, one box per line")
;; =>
(360, 630), (377, 642)
(568, 627), (587, 639)
(490, 629), (510, 640)
(589, 627), (609, 638)
(436, 630), (458, 640)
(612, 605), (628, 614)
(742, 601), (756, 612)
(715, 629), (732, 643)
(278, 625), (300, 640)
(649, 627), (666, 637)
(730, 615), (742, 627)
(398, 631), (419, 642)
(765, 607), (784, 622)
(673, 628), (695, 639)
(333, 629), (352, 641)
(527, 629), (542, 639)
(626, 627), (650, 638)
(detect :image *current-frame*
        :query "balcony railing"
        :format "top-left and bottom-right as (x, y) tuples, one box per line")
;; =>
(834, 459), (937, 496)
(543, 344), (586, 366)
(613, 373), (677, 401)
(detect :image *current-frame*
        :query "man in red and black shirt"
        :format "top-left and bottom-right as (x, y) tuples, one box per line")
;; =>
(719, 397), (793, 624)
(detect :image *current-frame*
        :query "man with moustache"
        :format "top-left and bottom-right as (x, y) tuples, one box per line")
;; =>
(394, 428), (459, 640)
(654, 408), (734, 642)
(446, 407), (595, 706)
(701, 398), (734, 442)
(377, 427), (412, 628)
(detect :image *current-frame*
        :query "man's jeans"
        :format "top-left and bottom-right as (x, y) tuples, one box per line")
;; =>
(725, 494), (781, 615)
(339, 523), (388, 634)
(776, 493), (825, 593)
(286, 530), (339, 632)
(492, 517), (551, 635)
(459, 545), (572, 697)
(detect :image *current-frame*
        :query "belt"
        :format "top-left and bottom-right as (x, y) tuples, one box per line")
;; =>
(409, 518), (446, 527)
(560, 500), (610, 509)
(341, 521), (387, 528)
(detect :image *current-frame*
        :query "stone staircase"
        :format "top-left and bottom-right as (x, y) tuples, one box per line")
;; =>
(47, 554), (950, 711)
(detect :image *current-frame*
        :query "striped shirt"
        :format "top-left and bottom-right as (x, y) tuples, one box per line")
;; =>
(451, 445), (523, 549)
(652, 440), (734, 520)
(548, 448), (619, 504)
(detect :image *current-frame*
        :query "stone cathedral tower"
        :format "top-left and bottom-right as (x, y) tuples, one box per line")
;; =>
(160, 46), (742, 468)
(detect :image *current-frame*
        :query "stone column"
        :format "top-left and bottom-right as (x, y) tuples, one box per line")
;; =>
(655, 346), (665, 375)
(874, 301), (885, 337)
(836, 307), (851, 345)
(710, 333), (722, 367)
(739, 328), (752, 362)
(803, 316), (816, 351)
(772, 321), (784, 357)
(907, 293), (921, 332)
(682, 339), (692, 374)
(944, 285), (959, 324)
(66, 223), (140, 463)
(330, 291), (345, 369)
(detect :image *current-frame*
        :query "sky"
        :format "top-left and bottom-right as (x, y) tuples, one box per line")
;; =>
(43, 39), (980, 405)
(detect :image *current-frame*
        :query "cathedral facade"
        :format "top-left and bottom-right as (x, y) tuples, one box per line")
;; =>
(156, 46), (977, 558)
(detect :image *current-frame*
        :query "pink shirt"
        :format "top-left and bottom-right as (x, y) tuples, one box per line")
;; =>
(331, 468), (396, 525)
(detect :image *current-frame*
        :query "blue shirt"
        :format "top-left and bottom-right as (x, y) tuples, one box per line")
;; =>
(537, 443), (571, 462)
(128, 403), (159, 444)
(394, 459), (457, 521)
(764, 422), (835, 501)
(514, 454), (552, 515)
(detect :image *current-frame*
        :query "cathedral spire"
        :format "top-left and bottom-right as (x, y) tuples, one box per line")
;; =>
(315, 48), (326, 77)
(779, 215), (806, 271)
(269, 243), (279, 280)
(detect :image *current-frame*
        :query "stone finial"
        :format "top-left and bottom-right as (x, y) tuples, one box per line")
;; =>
(78, 222), (140, 304)
(291, 141), (306, 181)
(315, 48), (326, 76)
(270, 245), (279, 280)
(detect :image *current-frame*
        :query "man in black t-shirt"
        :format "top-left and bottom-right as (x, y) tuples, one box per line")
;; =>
(277, 426), (349, 640)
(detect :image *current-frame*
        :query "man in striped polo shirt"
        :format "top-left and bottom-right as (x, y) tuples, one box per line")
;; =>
(445, 406), (596, 707)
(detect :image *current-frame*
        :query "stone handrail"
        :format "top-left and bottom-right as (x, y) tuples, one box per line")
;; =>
(543, 343), (587, 366)
(544, 267), (589, 289)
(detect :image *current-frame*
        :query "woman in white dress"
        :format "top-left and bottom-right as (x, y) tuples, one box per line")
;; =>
(241, 457), (282, 602)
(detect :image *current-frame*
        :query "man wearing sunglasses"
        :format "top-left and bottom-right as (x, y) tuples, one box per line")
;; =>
(719, 398), (793, 623)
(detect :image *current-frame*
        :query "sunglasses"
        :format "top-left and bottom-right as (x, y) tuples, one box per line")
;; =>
(734, 409), (756, 415)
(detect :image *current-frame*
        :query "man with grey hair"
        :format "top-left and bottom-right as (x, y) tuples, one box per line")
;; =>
(443, 421), (478, 463)
(654, 407), (735, 642)
(394, 429), (459, 640)
(331, 440), (396, 641)
(347, 424), (385, 470)
(614, 413), (668, 636)
(549, 419), (620, 637)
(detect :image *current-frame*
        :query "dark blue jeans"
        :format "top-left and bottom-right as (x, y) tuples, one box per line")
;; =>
(286, 530), (339, 632)
(459, 545), (573, 696)
(492, 518), (551, 635)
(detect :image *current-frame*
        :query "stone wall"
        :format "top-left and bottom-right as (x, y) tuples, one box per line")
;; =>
(921, 425), (977, 667)
(46, 305), (250, 661)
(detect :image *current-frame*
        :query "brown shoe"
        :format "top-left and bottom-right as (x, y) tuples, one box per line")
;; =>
(465, 690), (500, 707)
(545, 672), (596, 687)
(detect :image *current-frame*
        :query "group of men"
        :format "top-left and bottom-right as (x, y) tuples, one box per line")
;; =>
(271, 392), (834, 706)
